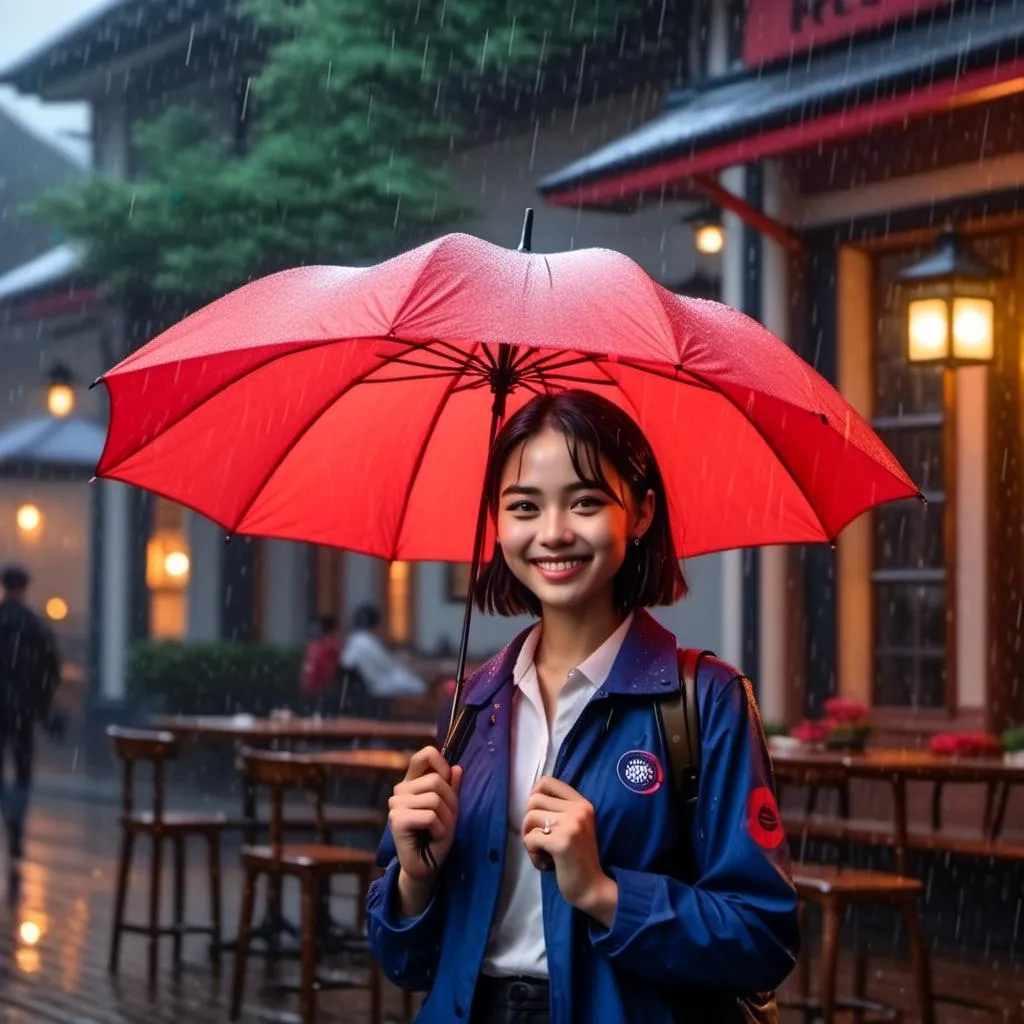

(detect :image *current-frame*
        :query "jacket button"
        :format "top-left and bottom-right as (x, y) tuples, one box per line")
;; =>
(489, 849), (499, 862)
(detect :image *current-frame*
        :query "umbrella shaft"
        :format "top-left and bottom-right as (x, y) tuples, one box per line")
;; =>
(442, 356), (514, 761)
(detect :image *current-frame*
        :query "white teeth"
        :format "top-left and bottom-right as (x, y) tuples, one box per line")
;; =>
(534, 559), (585, 572)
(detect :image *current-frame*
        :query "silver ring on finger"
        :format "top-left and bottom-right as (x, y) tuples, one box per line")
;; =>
(542, 817), (553, 835)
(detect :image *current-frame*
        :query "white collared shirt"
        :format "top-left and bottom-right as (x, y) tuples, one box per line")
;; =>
(482, 613), (634, 979)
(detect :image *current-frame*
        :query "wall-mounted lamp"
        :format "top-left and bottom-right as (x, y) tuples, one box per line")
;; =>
(693, 220), (725, 255)
(47, 363), (76, 418)
(898, 228), (1003, 367)
(15, 503), (42, 537)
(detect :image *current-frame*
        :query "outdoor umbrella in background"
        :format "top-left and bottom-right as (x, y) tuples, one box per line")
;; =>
(91, 211), (921, 759)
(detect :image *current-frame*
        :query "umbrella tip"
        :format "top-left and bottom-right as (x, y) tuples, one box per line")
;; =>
(225, 533), (234, 545)
(88, 377), (101, 391)
(517, 208), (534, 253)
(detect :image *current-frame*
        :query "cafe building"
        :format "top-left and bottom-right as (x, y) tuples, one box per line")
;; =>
(539, 0), (1024, 738)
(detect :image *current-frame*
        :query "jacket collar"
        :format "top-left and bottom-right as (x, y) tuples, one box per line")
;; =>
(460, 607), (678, 709)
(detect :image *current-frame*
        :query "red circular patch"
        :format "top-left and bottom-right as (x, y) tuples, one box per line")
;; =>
(747, 786), (784, 849)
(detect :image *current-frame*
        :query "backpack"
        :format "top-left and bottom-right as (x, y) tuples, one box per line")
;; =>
(657, 649), (781, 1024)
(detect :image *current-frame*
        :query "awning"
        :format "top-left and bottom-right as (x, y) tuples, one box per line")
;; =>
(0, 414), (106, 478)
(538, 3), (1024, 210)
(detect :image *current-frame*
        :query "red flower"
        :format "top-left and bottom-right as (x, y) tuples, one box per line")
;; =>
(823, 697), (868, 724)
(929, 732), (1002, 757)
(790, 720), (832, 743)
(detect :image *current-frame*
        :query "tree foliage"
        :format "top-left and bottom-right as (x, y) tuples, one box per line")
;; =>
(32, 0), (629, 302)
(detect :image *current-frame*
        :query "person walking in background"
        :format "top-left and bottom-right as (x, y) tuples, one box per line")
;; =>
(0, 565), (62, 903)
(341, 604), (428, 699)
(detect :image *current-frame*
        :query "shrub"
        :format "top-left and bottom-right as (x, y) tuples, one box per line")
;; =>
(128, 641), (303, 715)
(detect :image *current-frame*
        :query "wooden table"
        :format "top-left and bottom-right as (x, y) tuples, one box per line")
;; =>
(304, 748), (411, 778)
(772, 748), (1024, 874)
(149, 714), (436, 746)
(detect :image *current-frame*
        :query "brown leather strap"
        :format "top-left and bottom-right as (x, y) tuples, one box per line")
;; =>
(661, 649), (711, 806)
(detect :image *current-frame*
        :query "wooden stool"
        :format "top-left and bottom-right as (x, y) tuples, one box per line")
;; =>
(107, 726), (226, 992)
(788, 864), (935, 1024)
(229, 749), (381, 1024)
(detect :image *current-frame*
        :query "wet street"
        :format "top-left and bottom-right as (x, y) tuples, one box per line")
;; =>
(0, 783), (1019, 1024)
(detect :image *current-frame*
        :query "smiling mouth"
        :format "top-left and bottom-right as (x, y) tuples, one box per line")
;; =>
(530, 557), (591, 578)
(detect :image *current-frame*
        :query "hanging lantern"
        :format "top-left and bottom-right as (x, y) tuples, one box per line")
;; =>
(47, 363), (76, 417)
(898, 229), (1003, 367)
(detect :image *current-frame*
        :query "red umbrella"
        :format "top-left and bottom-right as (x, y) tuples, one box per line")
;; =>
(94, 211), (919, 743)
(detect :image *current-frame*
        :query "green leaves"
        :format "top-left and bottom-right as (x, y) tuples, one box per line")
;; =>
(32, 0), (628, 303)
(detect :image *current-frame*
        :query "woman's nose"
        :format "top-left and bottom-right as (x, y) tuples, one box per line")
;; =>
(538, 510), (574, 547)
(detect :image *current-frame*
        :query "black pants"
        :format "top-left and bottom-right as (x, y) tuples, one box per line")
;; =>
(0, 730), (33, 861)
(470, 975), (550, 1024)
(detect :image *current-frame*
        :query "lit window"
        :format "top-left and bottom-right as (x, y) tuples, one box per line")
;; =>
(147, 499), (190, 640)
(387, 561), (412, 645)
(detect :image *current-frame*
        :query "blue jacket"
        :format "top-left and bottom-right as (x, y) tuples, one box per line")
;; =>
(366, 610), (798, 1023)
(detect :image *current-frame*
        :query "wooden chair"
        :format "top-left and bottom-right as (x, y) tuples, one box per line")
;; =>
(229, 748), (381, 1024)
(237, 752), (385, 846)
(786, 864), (936, 1024)
(107, 726), (226, 992)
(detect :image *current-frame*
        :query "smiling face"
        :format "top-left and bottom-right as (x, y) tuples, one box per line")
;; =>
(496, 425), (654, 617)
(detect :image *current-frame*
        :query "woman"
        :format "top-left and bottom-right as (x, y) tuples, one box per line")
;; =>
(367, 390), (798, 1024)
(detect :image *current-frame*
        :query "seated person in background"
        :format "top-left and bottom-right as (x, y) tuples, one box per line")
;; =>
(299, 614), (342, 707)
(341, 605), (428, 699)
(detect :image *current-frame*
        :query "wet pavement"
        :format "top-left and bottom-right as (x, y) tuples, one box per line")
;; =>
(0, 780), (1020, 1023)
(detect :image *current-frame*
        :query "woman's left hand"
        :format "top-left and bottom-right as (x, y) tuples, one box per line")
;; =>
(522, 776), (618, 925)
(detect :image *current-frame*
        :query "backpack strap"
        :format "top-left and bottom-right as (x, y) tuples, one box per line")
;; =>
(660, 648), (713, 809)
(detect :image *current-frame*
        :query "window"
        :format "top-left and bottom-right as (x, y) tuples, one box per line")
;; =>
(447, 563), (473, 602)
(872, 252), (950, 707)
(147, 498), (190, 640)
(386, 561), (413, 646)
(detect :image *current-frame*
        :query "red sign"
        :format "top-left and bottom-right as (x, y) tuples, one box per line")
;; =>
(743, 0), (953, 66)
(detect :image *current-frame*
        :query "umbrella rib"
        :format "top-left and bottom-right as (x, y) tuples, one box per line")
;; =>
(99, 336), (356, 476)
(387, 348), (476, 562)
(599, 359), (835, 542)
(227, 354), (426, 535)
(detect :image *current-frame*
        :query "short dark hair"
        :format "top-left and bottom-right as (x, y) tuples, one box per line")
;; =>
(352, 604), (381, 630)
(319, 614), (339, 634)
(475, 390), (687, 617)
(1, 565), (30, 592)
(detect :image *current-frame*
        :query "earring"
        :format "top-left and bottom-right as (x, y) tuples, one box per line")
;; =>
(633, 537), (641, 547)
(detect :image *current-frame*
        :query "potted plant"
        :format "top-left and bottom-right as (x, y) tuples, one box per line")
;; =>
(1001, 725), (1024, 766)
(929, 732), (1003, 758)
(789, 719), (832, 752)
(822, 697), (872, 752)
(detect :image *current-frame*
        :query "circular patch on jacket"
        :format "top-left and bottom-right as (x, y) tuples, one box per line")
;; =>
(616, 750), (663, 795)
(747, 786), (784, 849)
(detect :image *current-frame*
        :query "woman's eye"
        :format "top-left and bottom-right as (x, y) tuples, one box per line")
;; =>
(506, 501), (537, 514)
(573, 496), (604, 511)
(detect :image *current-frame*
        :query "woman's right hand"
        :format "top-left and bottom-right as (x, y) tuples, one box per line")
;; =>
(389, 746), (463, 908)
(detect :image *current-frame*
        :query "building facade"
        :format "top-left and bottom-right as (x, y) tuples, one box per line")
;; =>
(2, 0), (753, 719)
(540, 0), (1024, 734)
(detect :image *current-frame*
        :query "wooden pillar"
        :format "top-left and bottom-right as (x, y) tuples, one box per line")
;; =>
(987, 236), (1024, 729)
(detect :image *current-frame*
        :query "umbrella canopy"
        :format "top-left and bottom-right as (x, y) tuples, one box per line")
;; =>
(95, 228), (918, 564)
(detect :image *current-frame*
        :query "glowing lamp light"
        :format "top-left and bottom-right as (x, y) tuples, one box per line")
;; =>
(899, 229), (1002, 367)
(694, 222), (725, 255)
(19, 921), (41, 946)
(164, 550), (190, 578)
(16, 503), (42, 535)
(46, 364), (75, 417)
(45, 597), (68, 621)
